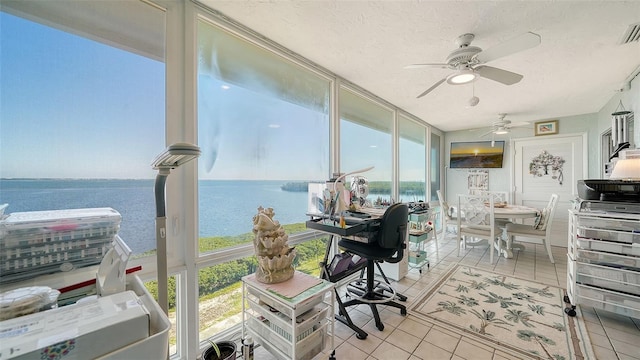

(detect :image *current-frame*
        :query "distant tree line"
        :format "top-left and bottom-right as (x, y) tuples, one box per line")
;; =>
(145, 223), (326, 310)
(281, 181), (426, 195)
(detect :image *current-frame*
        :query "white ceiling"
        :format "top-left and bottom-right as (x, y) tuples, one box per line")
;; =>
(200, 0), (640, 132)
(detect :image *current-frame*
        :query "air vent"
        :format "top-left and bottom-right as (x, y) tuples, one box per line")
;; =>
(620, 22), (640, 44)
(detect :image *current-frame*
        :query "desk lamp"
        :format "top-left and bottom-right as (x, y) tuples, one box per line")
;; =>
(152, 143), (201, 315)
(610, 158), (640, 180)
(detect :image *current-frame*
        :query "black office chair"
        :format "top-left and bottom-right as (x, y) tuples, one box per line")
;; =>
(338, 203), (409, 332)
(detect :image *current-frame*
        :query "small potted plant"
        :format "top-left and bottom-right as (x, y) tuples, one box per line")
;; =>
(202, 339), (237, 360)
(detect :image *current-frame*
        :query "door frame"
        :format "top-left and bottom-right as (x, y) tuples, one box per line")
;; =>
(510, 132), (588, 202)
(510, 132), (588, 247)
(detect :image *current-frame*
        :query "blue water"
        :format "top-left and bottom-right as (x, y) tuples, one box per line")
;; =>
(0, 179), (309, 254)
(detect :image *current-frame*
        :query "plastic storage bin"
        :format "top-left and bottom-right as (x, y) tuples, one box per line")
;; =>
(577, 226), (640, 244)
(247, 297), (328, 342)
(576, 284), (640, 319)
(0, 208), (121, 284)
(246, 286), (323, 319)
(248, 316), (325, 360)
(576, 249), (640, 270)
(575, 238), (640, 257)
(575, 262), (640, 296)
(577, 215), (640, 233)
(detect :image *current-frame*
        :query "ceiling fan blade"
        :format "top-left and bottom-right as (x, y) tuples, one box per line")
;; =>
(480, 129), (496, 137)
(416, 78), (446, 98)
(474, 32), (541, 63)
(475, 65), (523, 85)
(404, 63), (450, 69)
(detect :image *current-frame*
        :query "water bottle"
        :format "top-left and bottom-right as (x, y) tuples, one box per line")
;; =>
(242, 336), (254, 360)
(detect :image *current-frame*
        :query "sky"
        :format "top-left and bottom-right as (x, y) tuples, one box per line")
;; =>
(0, 10), (424, 182)
(0, 12), (164, 179)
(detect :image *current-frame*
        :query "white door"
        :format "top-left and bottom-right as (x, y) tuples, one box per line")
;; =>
(513, 133), (587, 247)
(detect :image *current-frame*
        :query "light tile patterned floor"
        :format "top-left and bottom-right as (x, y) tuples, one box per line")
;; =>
(253, 231), (640, 360)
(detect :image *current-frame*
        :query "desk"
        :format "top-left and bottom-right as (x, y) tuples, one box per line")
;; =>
(305, 216), (376, 339)
(306, 213), (407, 340)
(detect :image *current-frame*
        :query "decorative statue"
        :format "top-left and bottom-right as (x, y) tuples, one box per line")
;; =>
(252, 206), (296, 284)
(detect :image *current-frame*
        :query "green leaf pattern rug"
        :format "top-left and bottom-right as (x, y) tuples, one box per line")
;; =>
(411, 265), (594, 359)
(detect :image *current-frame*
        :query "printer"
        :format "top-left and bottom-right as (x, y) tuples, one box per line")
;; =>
(577, 179), (640, 213)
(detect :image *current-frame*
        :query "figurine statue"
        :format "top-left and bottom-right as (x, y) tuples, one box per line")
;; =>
(252, 206), (296, 284)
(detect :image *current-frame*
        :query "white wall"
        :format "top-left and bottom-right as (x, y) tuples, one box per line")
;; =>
(444, 113), (596, 202)
(443, 72), (639, 200)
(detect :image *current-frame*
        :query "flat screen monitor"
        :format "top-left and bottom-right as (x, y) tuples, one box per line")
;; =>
(450, 141), (505, 169)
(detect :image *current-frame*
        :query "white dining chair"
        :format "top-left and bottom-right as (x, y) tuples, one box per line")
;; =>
(456, 193), (501, 264)
(505, 194), (559, 263)
(436, 190), (455, 235)
(479, 190), (512, 228)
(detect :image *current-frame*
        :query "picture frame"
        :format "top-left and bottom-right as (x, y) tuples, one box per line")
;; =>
(534, 120), (559, 136)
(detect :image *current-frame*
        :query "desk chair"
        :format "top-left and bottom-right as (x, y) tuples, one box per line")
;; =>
(457, 194), (501, 264)
(338, 203), (408, 333)
(505, 193), (559, 263)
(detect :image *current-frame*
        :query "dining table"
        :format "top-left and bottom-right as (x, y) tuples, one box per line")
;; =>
(455, 202), (540, 259)
(491, 204), (540, 258)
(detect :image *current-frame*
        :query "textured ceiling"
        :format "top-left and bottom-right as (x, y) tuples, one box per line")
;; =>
(199, 0), (640, 132)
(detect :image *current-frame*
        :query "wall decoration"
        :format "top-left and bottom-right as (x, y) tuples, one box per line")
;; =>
(467, 169), (489, 195)
(534, 120), (559, 136)
(529, 150), (565, 185)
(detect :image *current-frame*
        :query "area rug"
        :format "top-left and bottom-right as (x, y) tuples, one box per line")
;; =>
(411, 265), (594, 360)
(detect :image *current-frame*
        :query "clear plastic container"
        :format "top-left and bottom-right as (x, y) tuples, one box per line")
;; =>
(577, 215), (640, 233)
(577, 226), (640, 244)
(576, 262), (640, 296)
(0, 208), (121, 283)
(576, 284), (640, 319)
(0, 286), (60, 320)
(575, 238), (640, 257)
(576, 249), (640, 270)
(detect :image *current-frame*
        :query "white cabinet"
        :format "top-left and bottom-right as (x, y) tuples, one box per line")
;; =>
(242, 272), (335, 360)
(566, 209), (640, 319)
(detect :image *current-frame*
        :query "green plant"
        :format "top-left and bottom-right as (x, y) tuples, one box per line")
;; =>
(207, 340), (221, 359)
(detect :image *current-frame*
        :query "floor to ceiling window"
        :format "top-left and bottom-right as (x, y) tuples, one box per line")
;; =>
(399, 114), (427, 203)
(195, 15), (331, 343)
(339, 87), (393, 204)
(1, 2), (445, 357)
(0, 4), (165, 257)
(431, 132), (442, 201)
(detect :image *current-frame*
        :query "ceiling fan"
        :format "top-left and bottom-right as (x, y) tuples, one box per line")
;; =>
(480, 113), (530, 137)
(406, 32), (541, 98)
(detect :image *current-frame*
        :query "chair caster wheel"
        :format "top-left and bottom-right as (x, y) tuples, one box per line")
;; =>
(377, 324), (384, 331)
(419, 269), (422, 274)
(563, 295), (571, 304)
(356, 333), (367, 340)
(401, 309), (407, 316)
(564, 307), (576, 317)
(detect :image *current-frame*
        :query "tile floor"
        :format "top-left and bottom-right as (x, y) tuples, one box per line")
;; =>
(253, 232), (640, 360)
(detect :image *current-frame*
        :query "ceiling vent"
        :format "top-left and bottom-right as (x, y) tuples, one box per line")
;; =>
(620, 22), (640, 44)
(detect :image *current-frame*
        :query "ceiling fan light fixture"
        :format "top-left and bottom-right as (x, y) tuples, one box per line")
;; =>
(446, 69), (478, 85)
(494, 129), (509, 135)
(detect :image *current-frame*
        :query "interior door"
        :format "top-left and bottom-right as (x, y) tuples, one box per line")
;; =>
(513, 134), (587, 247)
